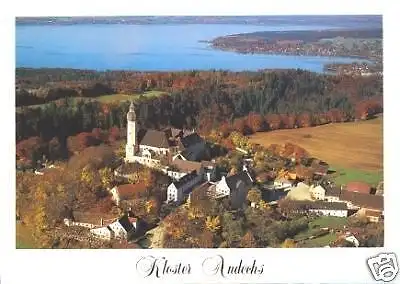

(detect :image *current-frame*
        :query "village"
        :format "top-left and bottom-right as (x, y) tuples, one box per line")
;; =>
(27, 101), (381, 249)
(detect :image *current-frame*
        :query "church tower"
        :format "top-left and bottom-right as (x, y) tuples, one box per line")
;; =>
(125, 101), (137, 162)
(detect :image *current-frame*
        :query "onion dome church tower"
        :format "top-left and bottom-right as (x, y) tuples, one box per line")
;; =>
(125, 101), (137, 162)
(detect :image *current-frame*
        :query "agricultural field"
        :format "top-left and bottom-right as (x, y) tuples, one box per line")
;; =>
(250, 116), (383, 186)
(94, 91), (167, 103)
(16, 91), (168, 111)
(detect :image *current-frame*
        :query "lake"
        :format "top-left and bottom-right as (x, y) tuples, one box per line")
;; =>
(16, 24), (366, 73)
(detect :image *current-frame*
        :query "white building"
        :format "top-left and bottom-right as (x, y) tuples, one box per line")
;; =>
(164, 159), (216, 182)
(286, 200), (348, 217)
(90, 226), (114, 240)
(324, 186), (341, 202)
(167, 171), (203, 203)
(309, 203), (348, 217)
(90, 215), (137, 240)
(273, 178), (293, 190)
(309, 185), (326, 200)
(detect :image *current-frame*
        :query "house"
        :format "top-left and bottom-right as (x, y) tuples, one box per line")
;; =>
(167, 171), (202, 203)
(165, 159), (216, 182)
(90, 215), (138, 240)
(215, 170), (253, 209)
(187, 181), (215, 206)
(90, 226), (114, 240)
(273, 178), (293, 190)
(339, 189), (384, 222)
(344, 234), (360, 247)
(109, 182), (148, 206)
(124, 101), (205, 166)
(308, 201), (348, 217)
(281, 200), (348, 217)
(324, 186), (341, 202)
(108, 215), (137, 239)
(114, 162), (142, 179)
(313, 164), (329, 177)
(201, 160), (217, 182)
(309, 184), (326, 200)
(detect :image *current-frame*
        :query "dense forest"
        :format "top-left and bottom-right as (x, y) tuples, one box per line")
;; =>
(16, 68), (383, 164)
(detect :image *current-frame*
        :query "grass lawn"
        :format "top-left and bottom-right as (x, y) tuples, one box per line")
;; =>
(95, 91), (167, 103)
(332, 166), (383, 187)
(294, 216), (348, 244)
(301, 233), (337, 247)
(16, 222), (37, 249)
(16, 91), (169, 111)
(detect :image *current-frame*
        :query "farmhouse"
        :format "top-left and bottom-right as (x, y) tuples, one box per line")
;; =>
(124, 101), (205, 166)
(339, 190), (383, 222)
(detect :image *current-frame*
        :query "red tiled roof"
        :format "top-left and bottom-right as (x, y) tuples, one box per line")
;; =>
(116, 183), (148, 199)
(171, 159), (202, 174)
(346, 181), (371, 194)
(340, 190), (383, 210)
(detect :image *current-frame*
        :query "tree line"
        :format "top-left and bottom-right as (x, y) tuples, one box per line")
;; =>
(16, 68), (383, 161)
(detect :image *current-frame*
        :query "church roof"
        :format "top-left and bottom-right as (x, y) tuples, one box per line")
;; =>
(117, 214), (134, 233)
(225, 171), (253, 192)
(171, 159), (203, 174)
(139, 129), (171, 148)
(180, 133), (203, 148)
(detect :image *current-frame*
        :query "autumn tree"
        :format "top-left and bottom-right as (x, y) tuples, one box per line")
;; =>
(281, 238), (297, 248)
(67, 132), (100, 154)
(247, 188), (262, 206)
(98, 167), (114, 189)
(48, 136), (63, 161)
(198, 230), (215, 248)
(80, 165), (95, 188)
(16, 136), (45, 163)
(108, 126), (121, 143)
(232, 118), (249, 135)
(221, 212), (244, 247)
(164, 211), (190, 240)
(205, 216), (221, 233)
(246, 112), (265, 132)
(265, 114), (282, 130)
(240, 231), (258, 248)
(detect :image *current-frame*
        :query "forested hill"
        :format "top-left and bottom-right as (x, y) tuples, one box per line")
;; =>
(16, 68), (383, 144)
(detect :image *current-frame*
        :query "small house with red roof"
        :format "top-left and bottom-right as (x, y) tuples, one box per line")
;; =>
(110, 183), (148, 205)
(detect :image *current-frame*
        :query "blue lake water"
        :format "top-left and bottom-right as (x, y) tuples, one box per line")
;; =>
(16, 24), (367, 73)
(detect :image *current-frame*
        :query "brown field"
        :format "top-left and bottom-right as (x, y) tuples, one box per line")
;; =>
(249, 116), (383, 172)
